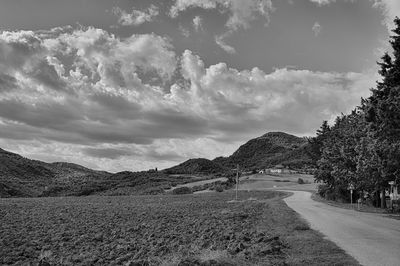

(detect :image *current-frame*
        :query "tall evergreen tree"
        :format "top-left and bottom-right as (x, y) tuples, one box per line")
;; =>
(306, 120), (330, 164)
(365, 17), (400, 182)
(361, 17), (400, 207)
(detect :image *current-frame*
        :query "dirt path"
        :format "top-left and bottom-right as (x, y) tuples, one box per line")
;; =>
(165, 177), (227, 192)
(284, 191), (400, 266)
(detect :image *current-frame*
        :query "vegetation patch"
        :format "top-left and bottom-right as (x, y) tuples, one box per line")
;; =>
(172, 186), (193, 195)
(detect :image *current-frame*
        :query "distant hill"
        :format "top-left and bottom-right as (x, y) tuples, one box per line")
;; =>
(0, 148), (196, 198)
(213, 132), (314, 170)
(163, 158), (229, 175)
(0, 131), (315, 197)
(0, 148), (112, 197)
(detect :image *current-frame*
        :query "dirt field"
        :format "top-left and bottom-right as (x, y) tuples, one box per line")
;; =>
(0, 191), (358, 265)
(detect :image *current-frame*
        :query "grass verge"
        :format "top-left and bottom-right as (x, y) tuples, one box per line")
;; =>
(311, 193), (400, 220)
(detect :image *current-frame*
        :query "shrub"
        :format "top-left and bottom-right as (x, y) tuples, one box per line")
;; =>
(318, 184), (349, 201)
(297, 178), (305, 184)
(172, 187), (193, 195)
(215, 185), (224, 192)
(317, 184), (330, 198)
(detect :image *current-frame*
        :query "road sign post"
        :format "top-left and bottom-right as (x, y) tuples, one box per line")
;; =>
(350, 189), (353, 207)
(348, 184), (355, 209)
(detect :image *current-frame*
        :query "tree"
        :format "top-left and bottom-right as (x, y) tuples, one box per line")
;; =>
(315, 111), (366, 201)
(363, 17), (400, 207)
(306, 120), (331, 164)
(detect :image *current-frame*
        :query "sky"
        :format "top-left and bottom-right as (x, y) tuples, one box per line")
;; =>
(0, 0), (399, 172)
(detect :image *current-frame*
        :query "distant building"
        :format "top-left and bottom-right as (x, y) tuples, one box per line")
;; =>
(270, 164), (284, 174)
(261, 164), (298, 174)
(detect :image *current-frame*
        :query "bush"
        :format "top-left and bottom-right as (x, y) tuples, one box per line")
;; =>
(172, 187), (193, 195)
(318, 184), (349, 201)
(318, 184), (330, 198)
(215, 185), (224, 192)
(297, 178), (305, 184)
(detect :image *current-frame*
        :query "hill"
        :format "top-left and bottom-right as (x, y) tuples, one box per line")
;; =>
(163, 158), (229, 175)
(0, 131), (314, 197)
(0, 148), (197, 198)
(213, 132), (314, 170)
(0, 148), (112, 197)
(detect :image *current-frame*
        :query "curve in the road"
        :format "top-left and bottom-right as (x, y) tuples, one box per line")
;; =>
(284, 190), (400, 266)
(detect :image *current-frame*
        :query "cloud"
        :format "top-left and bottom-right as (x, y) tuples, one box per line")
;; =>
(170, 0), (274, 53)
(372, 0), (400, 32)
(169, 0), (217, 18)
(112, 5), (159, 26)
(193, 16), (203, 31)
(0, 27), (377, 171)
(0, 73), (18, 92)
(215, 32), (236, 54)
(312, 22), (322, 36)
(179, 25), (190, 37)
(308, 0), (336, 6)
(170, 0), (274, 30)
(175, 50), (376, 139)
(82, 147), (139, 159)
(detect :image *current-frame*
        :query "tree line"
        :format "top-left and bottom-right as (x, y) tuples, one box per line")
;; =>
(310, 17), (400, 208)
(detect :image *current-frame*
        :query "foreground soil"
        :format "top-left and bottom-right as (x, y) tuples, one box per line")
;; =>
(0, 191), (358, 265)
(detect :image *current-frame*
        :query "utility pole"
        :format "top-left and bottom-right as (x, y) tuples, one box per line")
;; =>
(235, 164), (239, 201)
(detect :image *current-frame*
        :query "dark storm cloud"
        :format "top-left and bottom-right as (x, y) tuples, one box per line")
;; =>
(0, 98), (81, 129)
(0, 96), (210, 145)
(89, 92), (142, 120)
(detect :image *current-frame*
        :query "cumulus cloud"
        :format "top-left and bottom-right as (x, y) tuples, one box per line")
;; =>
(0, 27), (376, 171)
(193, 16), (203, 31)
(175, 50), (375, 140)
(112, 5), (159, 26)
(312, 22), (322, 36)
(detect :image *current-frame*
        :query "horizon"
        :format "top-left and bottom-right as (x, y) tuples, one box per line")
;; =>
(1, 130), (306, 173)
(0, 0), (399, 172)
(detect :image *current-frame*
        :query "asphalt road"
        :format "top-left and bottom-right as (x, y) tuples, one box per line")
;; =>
(284, 191), (400, 266)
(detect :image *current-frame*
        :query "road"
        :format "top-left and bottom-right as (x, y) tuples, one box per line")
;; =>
(165, 177), (228, 192)
(284, 190), (400, 266)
